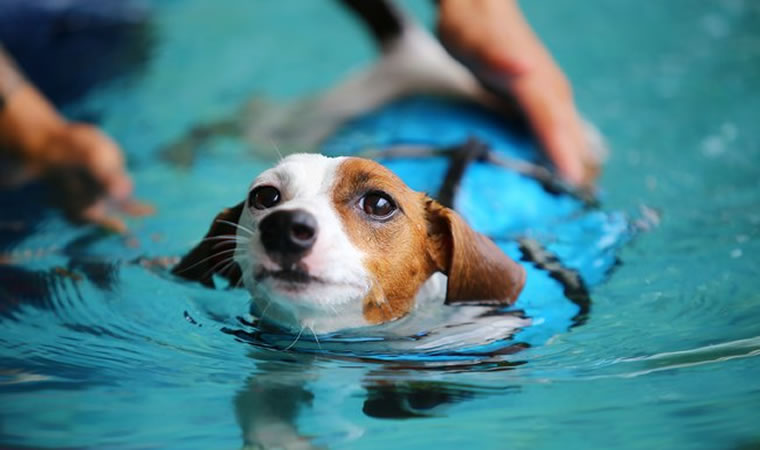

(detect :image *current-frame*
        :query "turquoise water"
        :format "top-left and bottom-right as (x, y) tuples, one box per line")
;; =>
(2, 1), (759, 448)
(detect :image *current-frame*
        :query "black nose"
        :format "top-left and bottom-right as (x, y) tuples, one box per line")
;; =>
(258, 209), (318, 266)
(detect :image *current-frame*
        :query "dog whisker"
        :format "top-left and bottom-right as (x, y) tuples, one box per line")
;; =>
(210, 238), (247, 250)
(199, 254), (238, 282)
(284, 326), (306, 351)
(208, 239), (248, 251)
(216, 219), (254, 237)
(309, 326), (322, 352)
(199, 234), (249, 244)
(268, 137), (284, 161)
(232, 251), (249, 289)
(172, 248), (239, 276)
(216, 257), (240, 279)
(257, 298), (273, 323)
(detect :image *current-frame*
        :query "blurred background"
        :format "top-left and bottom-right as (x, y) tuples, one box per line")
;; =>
(0, 1), (758, 448)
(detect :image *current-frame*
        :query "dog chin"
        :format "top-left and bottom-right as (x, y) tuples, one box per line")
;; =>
(249, 278), (369, 334)
(250, 267), (366, 308)
(264, 279), (362, 305)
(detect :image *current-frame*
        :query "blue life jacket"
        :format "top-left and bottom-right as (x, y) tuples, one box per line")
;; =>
(315, 96), (633, 350)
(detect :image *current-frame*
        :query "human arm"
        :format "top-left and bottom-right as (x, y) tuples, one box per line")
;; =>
(0, 45), (150, 230)
(437, 0), (599, 186)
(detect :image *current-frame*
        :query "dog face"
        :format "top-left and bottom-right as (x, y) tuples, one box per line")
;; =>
(237, 154), (374, 332)
(173, 154), (525, 333)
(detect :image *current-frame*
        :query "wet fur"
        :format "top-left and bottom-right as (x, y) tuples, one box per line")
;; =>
(173, 156), (525, 331)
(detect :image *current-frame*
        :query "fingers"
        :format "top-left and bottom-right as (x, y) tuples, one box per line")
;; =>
(437, 0), (601, 187)
(117, 198), (155, 217)
(63, 123), (133, 199)
(510, 74), (596, 187)
(80, 200), (127, 234)
(51, 123), (154, 231)
(78, 197), (155, 233)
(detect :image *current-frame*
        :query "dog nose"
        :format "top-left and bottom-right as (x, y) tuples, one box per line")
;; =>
(259, 209), (318, 265)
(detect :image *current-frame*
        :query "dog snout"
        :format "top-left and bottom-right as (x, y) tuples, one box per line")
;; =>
(259, 209), (318, 266)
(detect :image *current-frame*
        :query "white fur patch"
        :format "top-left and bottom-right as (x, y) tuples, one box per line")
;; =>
(234, 154), (372, 333)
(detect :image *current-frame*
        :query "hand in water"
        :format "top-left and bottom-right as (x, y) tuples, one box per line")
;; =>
(44, 121), (154, 232)
(1, 84), (152, 232)
(437, 0), (600, 187)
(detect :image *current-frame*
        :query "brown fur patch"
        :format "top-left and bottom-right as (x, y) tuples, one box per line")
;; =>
(332, 157), (525, 324)
(332, 158), (439, 324)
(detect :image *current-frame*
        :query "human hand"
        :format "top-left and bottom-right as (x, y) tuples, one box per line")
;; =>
(43, 121), (154, 232)
(0, 84), (152, 231)
(437, 0), (600, 187)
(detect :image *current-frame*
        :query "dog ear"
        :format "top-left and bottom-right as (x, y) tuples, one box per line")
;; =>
(172, 202), (244, 288)
(425, 199), (525, 305)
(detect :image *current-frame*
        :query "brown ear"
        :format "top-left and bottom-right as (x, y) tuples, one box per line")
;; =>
(426, 200), (525, 305)
(172, 202), (245, 288)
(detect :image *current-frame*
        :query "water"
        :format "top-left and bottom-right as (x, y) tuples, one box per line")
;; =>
(1, 1), (759, 448)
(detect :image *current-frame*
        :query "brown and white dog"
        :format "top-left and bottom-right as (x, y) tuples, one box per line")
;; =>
(172, 154), (525, 334)
(171, 0), (604, 335)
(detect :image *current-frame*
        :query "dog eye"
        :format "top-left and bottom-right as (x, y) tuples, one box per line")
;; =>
(360, 191), (396, 219)
(249, 186), (280, 210)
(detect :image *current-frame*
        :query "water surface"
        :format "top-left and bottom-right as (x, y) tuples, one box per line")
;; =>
(1, 1), (759, 448)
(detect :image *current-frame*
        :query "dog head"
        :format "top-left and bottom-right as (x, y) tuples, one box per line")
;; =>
(173, 154), (524, 333)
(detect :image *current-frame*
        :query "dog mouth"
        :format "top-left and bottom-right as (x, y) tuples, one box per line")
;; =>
(255, 268), (322, 285)
(252, 264), (367, 295)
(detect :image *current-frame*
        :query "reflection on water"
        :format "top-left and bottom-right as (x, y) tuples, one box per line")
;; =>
(1, 0), (759, 449)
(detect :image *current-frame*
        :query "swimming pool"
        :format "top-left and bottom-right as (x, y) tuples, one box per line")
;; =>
(1, 1), (759, 448)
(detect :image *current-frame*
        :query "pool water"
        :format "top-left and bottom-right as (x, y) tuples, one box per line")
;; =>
(1, 1), (759, 448)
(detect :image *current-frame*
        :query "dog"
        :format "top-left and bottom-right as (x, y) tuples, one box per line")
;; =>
(171, 0), (608, 338)
(168, 3), (631, 446)
(172, 154), (525, 334)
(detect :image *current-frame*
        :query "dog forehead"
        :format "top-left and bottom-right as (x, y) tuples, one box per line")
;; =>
(332, 157), (419, 208)
(252, 153), (345, 197)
